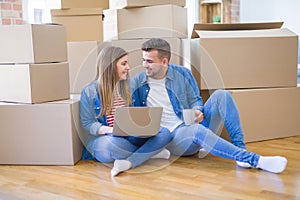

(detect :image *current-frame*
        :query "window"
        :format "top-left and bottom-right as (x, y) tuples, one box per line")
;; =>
(23, 0), (60, 24)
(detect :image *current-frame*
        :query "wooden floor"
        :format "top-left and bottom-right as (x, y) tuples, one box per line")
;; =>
(0, 136), (299, 200)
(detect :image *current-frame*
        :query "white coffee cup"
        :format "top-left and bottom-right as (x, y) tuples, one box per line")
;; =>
(182, 109), (196, 125)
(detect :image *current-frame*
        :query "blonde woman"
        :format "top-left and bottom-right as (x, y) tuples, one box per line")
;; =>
(80, 46), (171, 176)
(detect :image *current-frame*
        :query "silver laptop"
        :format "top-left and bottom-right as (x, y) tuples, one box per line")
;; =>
(112, 107), (163, 137)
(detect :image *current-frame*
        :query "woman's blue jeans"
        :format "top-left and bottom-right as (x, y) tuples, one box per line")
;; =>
(167, 90), (260, 167)
(91, 127), (171, 168)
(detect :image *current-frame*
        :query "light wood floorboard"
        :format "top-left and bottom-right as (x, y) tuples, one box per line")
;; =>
(0, 136), (299, 200)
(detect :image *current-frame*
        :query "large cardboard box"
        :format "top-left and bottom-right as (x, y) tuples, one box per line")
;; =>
(0, 24), (67, 64)
(0, 62), (70, 104)
(190, 22), (298, 89)
(217, 87), (300, 143)
(61, 0), (109, 9)
(51, 8), (103, 41)
(103, 5), (187, 40)
(67, 41), (107, 94)
(0, 99), (84, 165)
(109, 0), (185, 9)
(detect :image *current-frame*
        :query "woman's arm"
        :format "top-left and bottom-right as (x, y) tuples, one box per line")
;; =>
(79, 85), (102, 136)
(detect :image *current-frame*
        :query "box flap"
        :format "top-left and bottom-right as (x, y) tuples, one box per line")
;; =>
(191, 22), (284, 38)
(195, 28), (297, 38)
(51, 8), (103, 16)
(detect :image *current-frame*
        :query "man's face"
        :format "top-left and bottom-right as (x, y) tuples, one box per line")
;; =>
(142, 49), (168, 80)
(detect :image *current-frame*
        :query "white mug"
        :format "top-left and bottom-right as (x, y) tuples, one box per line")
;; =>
(182, 109), (196, 125)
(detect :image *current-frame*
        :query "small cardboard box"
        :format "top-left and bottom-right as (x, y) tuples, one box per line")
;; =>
(0, 62), (70, 104)
(109, 0), (185, 9)
(0, 24), (67, 64)
(51, 8), (103, 41)
(61, 0), (109, 9)
(103, 5), (187, 40)
(190, 22), (298, 89)
(212, 87), (300, 143)
(0, 99), (84, 165)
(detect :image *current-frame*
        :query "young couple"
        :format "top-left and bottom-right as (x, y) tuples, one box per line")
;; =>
(80, 38), (287, 177)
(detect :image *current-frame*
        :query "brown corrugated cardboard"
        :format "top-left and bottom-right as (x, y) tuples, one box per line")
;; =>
(0, 24), (67, 64)
(190, 23), (298, 89)
(61, 0), (109, 9)
(0, 62), (70, 104)
(109, 0), (185, 9)
(51, 8), (103, 41)
(191, 22), (284, 38)
(0, 99), (84, 165)
(217, 87), (300, 143)
(67, 41), (107, 94)
(103, 5), (187, 40)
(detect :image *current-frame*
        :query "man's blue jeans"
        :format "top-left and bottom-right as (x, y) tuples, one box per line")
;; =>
(167, 90), (260, 167)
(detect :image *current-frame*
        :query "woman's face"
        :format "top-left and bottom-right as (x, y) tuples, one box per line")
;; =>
(116, 55), (130, 80)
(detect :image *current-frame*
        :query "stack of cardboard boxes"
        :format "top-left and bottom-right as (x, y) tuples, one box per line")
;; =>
(51, 0), (187, 95)
(190, 22), (300, 143)
(0, 24), (83, 165)
(50, 0), (109, 95)
(51, 1), (186, 97)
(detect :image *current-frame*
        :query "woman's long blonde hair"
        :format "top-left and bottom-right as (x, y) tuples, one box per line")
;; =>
(95, 46), (132, 117)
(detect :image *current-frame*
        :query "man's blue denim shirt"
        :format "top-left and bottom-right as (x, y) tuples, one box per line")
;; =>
(131, 64), (204, 120)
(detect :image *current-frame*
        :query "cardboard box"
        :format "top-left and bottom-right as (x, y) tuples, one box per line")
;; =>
(103, 5), (187, 40)
(216, 87), (300, 143)
(67, 41), (109, 94)
(109, 0), (185, 9)
(111, 38), (183, 77)
(0, 99), (85, 165)
(61, 0), (109, 9)
(0, 24), (67, 64)
(190, 22), (298, 89)
(51, 8), (103, 41)
(0, 62), (70, 104)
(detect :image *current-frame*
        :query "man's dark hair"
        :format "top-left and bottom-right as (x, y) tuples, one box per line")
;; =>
(142, 38), (171, 61)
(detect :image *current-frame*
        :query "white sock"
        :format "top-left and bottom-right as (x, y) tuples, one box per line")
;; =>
(151, 148), (170, 159)
(256, 156), (287, 173)
(198, 148), (209, 158)
(111, 160), (132, 177)
(236, 161), (251, 168)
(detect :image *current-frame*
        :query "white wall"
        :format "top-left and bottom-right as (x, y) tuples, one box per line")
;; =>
(240, 0), (300, 36)
(240, 0), (300, 64)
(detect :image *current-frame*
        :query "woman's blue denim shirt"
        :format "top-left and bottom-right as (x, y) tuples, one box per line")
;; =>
(131, 64), (203, 120)
(80, 80), (108, 137)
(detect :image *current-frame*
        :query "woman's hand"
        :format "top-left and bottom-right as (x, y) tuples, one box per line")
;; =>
(98, 126), (113, 135)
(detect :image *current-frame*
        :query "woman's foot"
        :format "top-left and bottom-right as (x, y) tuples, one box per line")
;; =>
(111, 160), (132, 177)
(236, 161), (251, 168)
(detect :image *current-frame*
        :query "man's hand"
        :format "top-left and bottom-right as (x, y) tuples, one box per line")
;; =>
(194, 110), (204, 123)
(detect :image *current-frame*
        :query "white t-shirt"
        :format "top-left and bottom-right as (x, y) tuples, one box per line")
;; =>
(147, 77), (183, 132)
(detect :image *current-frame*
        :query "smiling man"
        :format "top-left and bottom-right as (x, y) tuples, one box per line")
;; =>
(130, 38), (287, 174)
